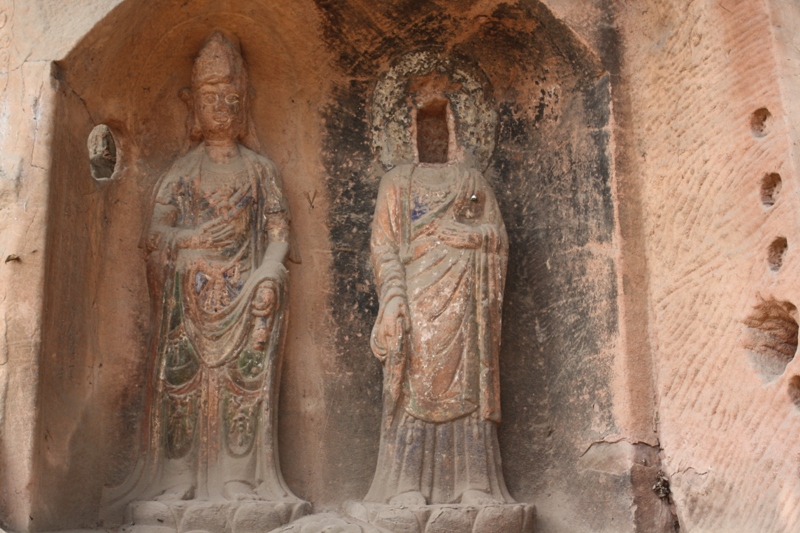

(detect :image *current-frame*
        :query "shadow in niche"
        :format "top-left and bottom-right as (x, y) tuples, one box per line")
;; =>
(744, 297), (799, 381)
(788, 375), (800, 408)
(416, 98), (449, 164)
(760, 172), (782, 207)
(767, 237), (788, 272)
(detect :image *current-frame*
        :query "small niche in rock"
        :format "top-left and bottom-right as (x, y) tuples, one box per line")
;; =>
(744, 298), (798, 381)
(416, 98), (449, 164)
(761, 172), (782, 207)
(788, 376), (800, 408)
(768, 237), (788, 272)
(751, 107), (772, 138)
(87, 124), (118, 181)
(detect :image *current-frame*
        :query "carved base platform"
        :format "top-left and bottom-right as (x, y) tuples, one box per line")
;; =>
(267, 512), (391, 533)
(343, 501), (536, 533)
(121, 499), (311, 533)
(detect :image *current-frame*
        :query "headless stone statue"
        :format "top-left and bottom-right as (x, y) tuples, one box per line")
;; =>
(347, 75), (535, 533)
(104, 31), (308, 533)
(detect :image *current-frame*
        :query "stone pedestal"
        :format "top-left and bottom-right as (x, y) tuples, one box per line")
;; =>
(267, 512), (391, 533)
(122, 499), (311, 533)
(344, 501), (535, 533)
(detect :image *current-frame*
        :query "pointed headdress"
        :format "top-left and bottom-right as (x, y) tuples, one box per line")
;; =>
(192, 31), (247, 90)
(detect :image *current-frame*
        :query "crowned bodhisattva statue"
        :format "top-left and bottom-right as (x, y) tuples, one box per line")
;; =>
(106, 32), (307, 533)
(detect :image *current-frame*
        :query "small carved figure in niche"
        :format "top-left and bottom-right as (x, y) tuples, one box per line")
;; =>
(88, 124), (117, 180)
(367, 74), (511, 507)
(105, 31), (306, 531)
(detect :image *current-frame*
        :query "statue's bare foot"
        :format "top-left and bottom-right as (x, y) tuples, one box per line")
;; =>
(460, 489), (504, 506)
(155, 484), (194, 502)
(389, 491), (427, 506)
(224, 481), (263, 501)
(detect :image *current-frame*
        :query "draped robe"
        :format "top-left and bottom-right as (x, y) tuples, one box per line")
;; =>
(366, 162), (513, 505)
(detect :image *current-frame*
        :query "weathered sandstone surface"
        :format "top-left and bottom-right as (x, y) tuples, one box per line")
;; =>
(0, 1), (798, 532)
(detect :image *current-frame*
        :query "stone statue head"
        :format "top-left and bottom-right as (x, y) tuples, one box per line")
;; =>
(186, 31), (249, 144)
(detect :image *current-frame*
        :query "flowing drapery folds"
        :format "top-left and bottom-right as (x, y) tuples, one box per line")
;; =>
(366, 162), (511, 505)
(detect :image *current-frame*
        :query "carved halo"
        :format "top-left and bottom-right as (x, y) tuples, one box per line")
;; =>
(370, 49), (497, 171)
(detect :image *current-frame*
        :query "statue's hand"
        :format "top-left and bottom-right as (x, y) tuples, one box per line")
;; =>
(146, 230), (164, 253)
(439, 221), (483, 249)
(177, 218), (238, 249)
(379, 297), (410, 353)
(252, 283), (277, 317)
(200, 217), (239, 247)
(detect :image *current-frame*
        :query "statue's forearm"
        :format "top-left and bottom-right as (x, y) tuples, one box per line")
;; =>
(146, 224), (178, 252)
(262, 240), (289, 265)
(373, 249), (407, 304)
(263, 210), (290, 266)
(146, 203), (180, 252)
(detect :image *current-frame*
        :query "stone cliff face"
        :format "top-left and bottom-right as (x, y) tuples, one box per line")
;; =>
(0, 1), (797, 532)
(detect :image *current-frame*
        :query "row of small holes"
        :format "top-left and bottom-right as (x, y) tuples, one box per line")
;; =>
(753, 108), (787, 272)
(752, 108), (800, 407)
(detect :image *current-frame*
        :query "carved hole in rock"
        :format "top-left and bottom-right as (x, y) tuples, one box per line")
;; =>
(761, 172), (782, 207)
(744, 298), (798, 381)
(768, 237), (788, 272)
(416, 98), (449, 164)
(87, 124), (118, 181)
(788, 376), (800, 408)
(751, 107), (772, 138)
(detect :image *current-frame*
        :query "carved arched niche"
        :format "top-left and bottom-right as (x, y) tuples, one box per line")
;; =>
(35, 2), (334, 529)
(318, 1), (621, 530)
(35, 0), (622, 531)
